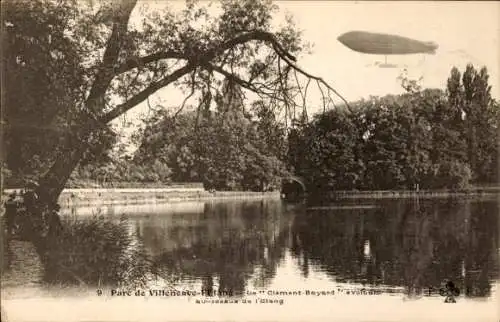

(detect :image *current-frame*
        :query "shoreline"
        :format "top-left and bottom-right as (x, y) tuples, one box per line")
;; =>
(58, 190), (281, 207)
(2, 188), (282, 207)
(2, 187), (499, 207)
(326, 188), (500, 200)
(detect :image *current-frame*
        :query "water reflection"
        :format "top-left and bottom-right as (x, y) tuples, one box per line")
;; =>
(62, 198), (499, 298)
(133, 201), (296, 295)
(291, 198), (499, 298)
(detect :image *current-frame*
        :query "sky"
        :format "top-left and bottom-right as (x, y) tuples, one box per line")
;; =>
(282, 1), (499, 101)
(113, 1), (500, 149)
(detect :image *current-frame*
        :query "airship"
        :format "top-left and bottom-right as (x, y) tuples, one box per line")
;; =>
(337, 31), (438, 55)
(337, 31), (438, 69)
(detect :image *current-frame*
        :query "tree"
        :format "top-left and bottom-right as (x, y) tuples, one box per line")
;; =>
(252, 99), (287, 159)
(135, 80), (287, 191)
(288, 107), (364, 192)
(2, 0), (87, 186)
(287, 75), (494, 192)
(3, 0), (347, 207)
(446, 65), (499, 183)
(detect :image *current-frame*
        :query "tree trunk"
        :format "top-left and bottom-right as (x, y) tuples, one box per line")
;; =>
(35, 105), (108, 205)
(17, 130), (92, 265)
(32, 0), (139, 205)
(37, 141), (88, 205)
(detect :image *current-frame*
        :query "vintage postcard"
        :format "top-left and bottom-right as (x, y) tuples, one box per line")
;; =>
(1, 1), (499, 321)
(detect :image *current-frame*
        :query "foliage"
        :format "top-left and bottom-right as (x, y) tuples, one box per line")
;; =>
(446, 65), (499, 183)
(290, 109), (365, 192)
(3, 0), (341, 203)
(68, 157), (172, 186)
(2, 0), (85, 179)
(360, 93), (435, 189)
(4, 0), (496, 198)
(42, 215), (153, 288)
(424, 160), (472, 190)
(134, 81), (288, 191)
(288, 65), (498, 191)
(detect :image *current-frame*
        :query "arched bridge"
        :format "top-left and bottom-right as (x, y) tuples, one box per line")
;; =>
(281, 175), (306, 201)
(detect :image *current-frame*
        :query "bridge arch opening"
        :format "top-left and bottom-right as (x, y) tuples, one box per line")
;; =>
(281, 176), (306, 201)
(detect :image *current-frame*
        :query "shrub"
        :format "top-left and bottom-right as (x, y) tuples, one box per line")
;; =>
(41, 215), (153, 289)
(424, 160), (472, 190)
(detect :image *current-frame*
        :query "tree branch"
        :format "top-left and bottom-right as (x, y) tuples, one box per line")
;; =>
(86, 0), (138, 111)
(203, 63), (290, 105)
(101, 63), (196, 123)
(103, 29), (347, 124)
(273, 48), (352, 112)
(174, 69), (197, 119)
(115, 51), (186, 74)
(203, 63), (258, 92)
(114, 30), (297, 76)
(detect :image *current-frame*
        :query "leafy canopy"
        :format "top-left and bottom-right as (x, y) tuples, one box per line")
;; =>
(2, 0), (345, 190)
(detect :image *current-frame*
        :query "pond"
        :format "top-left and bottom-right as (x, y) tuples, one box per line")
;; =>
(2, 197), (499, 322)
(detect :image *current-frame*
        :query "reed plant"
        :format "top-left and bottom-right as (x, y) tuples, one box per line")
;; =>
(41, 213), (153, 289)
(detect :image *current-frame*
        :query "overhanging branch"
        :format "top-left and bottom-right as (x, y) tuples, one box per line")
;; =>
(115, 51), (187, 75)
(207, 30), (297, 63)
(203, 63), (258, 92)
(114, 30), (297, 77)
(203, 63), (290, 105)
(274, 48), (352, 112)
(102, 29), (348, 125)
(174, 69), (197, 119)
(101, 63), (196, 123)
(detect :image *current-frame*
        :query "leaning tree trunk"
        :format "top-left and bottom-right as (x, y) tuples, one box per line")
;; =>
(32, 0), (139, 205)
(35, 113), (101, 206)
(36, 139), (89, 205)
(24, 126), (94, 259)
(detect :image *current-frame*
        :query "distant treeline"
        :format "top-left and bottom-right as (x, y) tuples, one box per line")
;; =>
(288, 65), (499, 193)
(3, 65), (498, 193)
